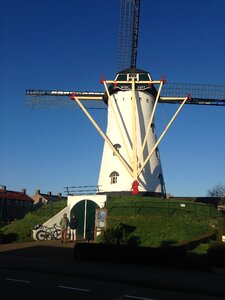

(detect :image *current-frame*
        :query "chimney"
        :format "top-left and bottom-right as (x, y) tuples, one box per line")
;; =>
(36, 189), (40, 194)
(47, 191), (52, 196)
(57, 192), (62, 197)
(21, 188), (26, 194)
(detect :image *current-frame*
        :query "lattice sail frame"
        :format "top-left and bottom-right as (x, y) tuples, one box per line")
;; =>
(26, 82), (225, 110)
(161, 83), (225, 106)
(117, 0), (140, 71)
(26, 90), (106, 110)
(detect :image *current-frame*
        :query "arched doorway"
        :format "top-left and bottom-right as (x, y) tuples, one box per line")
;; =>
(70, 199), (99, 240)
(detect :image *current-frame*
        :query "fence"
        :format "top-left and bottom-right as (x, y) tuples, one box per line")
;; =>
(64, 185), (102, 195)
(106, 200), (224, 218)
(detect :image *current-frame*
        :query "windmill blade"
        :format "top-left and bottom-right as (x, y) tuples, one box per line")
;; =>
(26, 89), (107, 110)
(26, 82), (225, 110)
(117, 0), (140, 71)
(159, 83), (225, 106)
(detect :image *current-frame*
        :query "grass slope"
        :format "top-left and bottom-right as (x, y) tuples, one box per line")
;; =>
(105, 196), (221, 247)
(0, 196), (223, 248)
(0, 200), (67, 243)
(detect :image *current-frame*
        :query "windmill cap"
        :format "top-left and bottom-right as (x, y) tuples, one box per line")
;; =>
(117, 66), (149, 75)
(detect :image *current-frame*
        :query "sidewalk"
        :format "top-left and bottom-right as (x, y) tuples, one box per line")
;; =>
(1, 241), (225, 298)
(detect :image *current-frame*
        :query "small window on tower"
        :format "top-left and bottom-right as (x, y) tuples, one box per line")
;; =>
(113, 144), (121, 156)
(150, 123), (155, 133)
(139, 73), (150, 81)
(109, 171), (119, 184)
(115, 74), (127, 81)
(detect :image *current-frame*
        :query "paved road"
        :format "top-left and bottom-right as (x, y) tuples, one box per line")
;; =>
(1, 268), (224, 300)
(0, 241), (225, 299)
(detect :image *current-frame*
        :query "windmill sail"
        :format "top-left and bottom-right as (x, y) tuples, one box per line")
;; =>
(26, 90), (106, 110)
(26, 82), (225, 110)
(117, 0), (141, 71)
(160, 83), (225, 106)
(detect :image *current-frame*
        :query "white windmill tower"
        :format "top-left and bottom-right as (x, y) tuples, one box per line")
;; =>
(97, 67), (166, 195)
(26, 0), (225, 197)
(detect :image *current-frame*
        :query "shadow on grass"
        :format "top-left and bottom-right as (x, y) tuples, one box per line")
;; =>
(160, 240), (177, 247)
(74, 233), (225, 270)
(1, 241), (224, 271)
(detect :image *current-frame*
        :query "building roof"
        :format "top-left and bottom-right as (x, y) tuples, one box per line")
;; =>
(38, 193), (66, 201)
(117, 66), (149, 75)
(0, 189), (34, 202)
(32, 190), (67, 202)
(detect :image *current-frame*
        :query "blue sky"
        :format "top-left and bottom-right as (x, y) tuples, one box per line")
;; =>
(1, 0), (224, 197)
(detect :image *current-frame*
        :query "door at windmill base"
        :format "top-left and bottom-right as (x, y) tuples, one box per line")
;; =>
(70, 200), (99, 240)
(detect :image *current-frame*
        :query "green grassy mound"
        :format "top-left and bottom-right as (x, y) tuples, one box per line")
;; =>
(100, 196), (223, 250)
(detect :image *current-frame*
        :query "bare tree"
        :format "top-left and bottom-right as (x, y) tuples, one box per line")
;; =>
(207, 184), (225, 198)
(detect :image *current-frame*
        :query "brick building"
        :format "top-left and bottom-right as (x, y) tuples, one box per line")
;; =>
(0, 186), (34, 222)
(32, 189), (66, 205)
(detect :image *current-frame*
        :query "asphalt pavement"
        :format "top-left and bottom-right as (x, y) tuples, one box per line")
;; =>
(0, 241), (225, 298)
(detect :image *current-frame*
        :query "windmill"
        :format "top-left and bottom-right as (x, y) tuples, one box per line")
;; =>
(26, 0), (225, 197)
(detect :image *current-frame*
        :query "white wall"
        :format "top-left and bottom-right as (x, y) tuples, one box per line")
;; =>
(33, 195), (107, 240)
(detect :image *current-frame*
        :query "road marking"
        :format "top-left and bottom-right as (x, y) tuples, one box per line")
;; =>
(6, 278), (31, 284)
(58, 285), (90, 292)
(124, 295), (155, 300)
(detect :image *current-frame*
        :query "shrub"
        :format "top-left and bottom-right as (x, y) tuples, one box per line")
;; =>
(97, 223), (137, 245)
